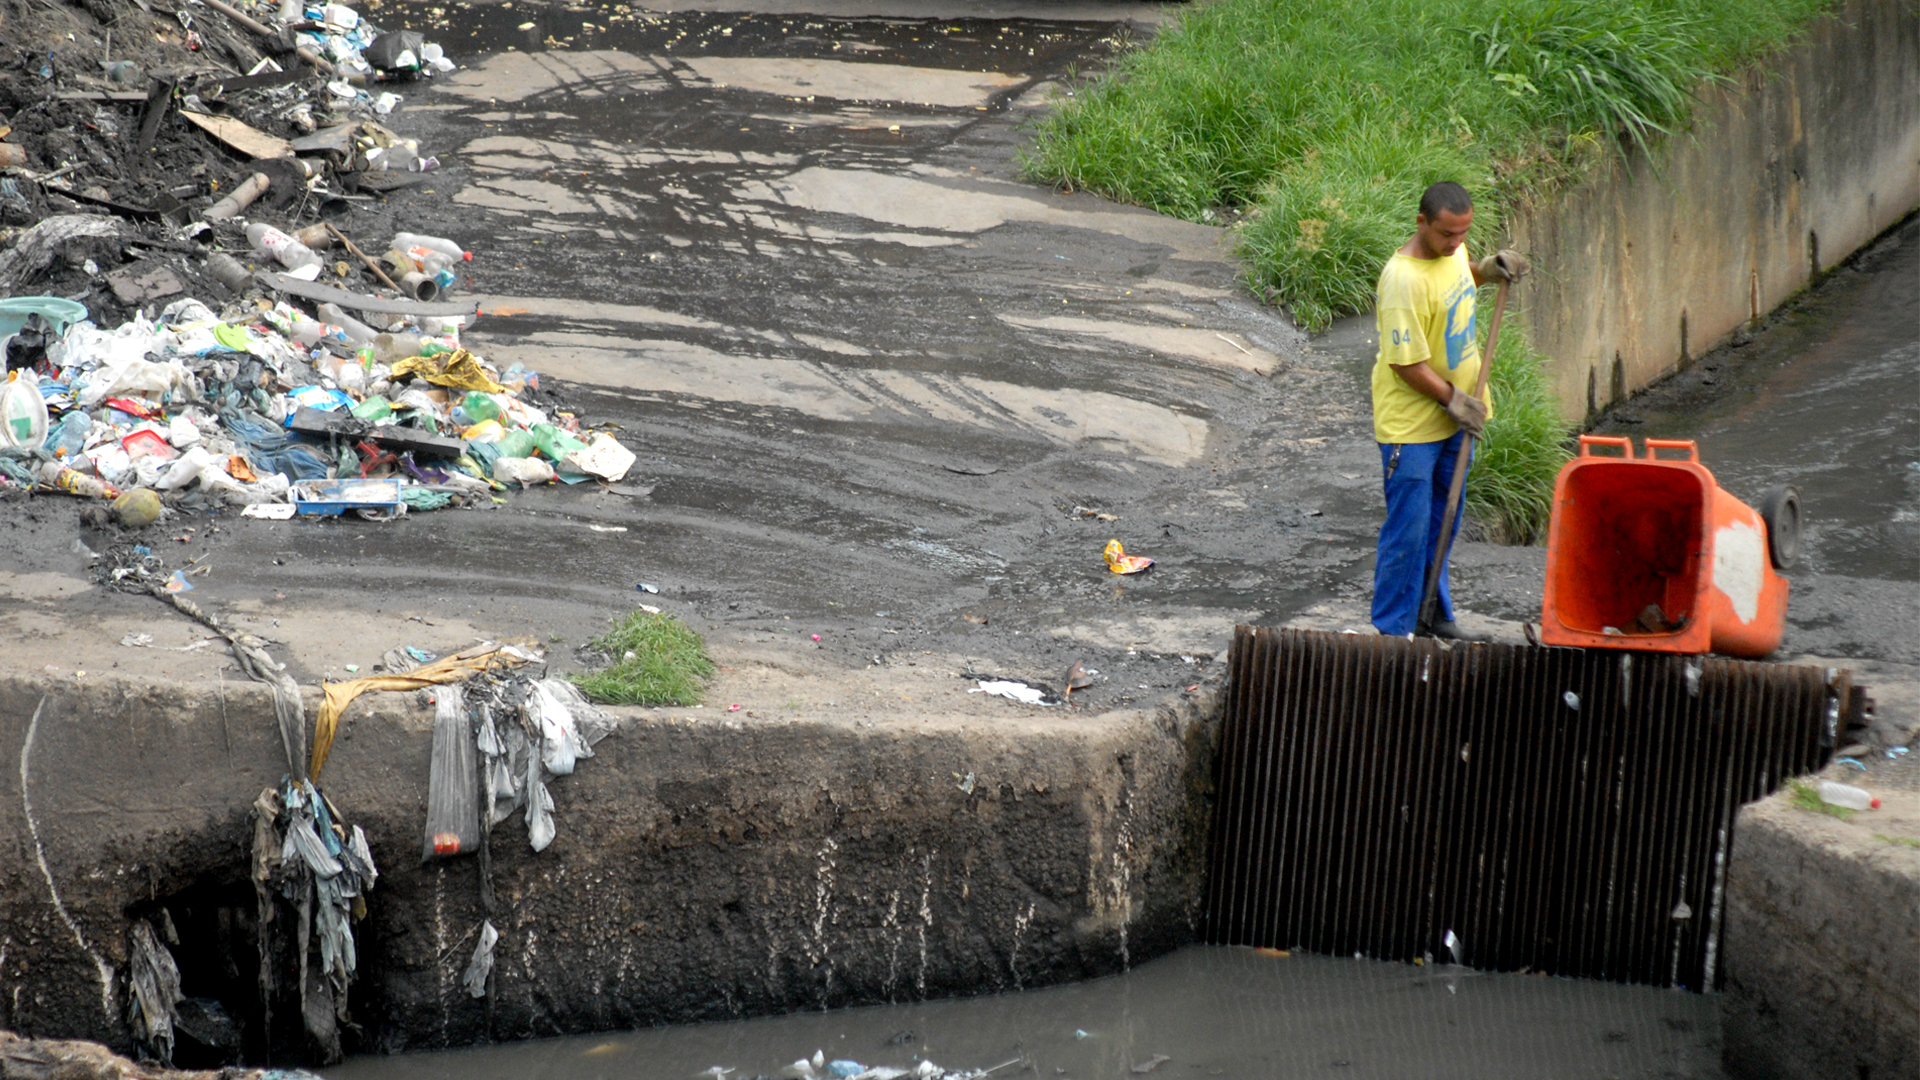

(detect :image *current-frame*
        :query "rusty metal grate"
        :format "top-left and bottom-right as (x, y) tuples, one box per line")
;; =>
(1205, 627), (1845, 990)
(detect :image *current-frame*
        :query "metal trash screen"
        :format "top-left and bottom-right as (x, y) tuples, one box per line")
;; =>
(1204, 627), (1844, 990)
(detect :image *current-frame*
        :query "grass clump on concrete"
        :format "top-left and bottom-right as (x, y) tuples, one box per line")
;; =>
(1786, 779), (1855, 822)
(570, 610), (715, 706)
(1023, 0), (1830, 539)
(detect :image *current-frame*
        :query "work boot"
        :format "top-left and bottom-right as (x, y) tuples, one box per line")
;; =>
(1427, 620), (1487, 643)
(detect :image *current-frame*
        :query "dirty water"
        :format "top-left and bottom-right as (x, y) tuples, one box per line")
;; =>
(328, 945), (1722, 1079)
(1596, 216), (1920, 583)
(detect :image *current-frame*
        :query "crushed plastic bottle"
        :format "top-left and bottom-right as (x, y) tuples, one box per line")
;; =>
(1818, 780), (1880, 811)
(38, 459), (118, 498)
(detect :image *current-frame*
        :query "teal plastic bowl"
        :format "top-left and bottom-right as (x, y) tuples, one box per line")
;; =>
(0, 296), (89, 339)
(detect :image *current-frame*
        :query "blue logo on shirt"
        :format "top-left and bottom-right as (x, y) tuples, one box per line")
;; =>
(1442, 279), (1476, 370)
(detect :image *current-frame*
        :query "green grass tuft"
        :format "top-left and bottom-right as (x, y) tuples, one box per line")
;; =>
(1786, 779), (1855, 821)
(1876, 834), (1920, 849)
(569, 610), (715, 707)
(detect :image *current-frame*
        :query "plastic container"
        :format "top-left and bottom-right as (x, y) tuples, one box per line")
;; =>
(1819, 781), (1880, 811)
(1, 372), (49, 449)
(0, 296), (89, 341)
(245, 223), (322, 272)
(291, 477), (404, 516)
(393, 231), (470, 262)
(1539, 437), (1791, 658)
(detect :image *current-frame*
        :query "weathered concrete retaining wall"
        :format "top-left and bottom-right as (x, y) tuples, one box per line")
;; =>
(1720, 783), (1919, 1080)
(0, 674), (1219, 1053)
(1510, 0), (1920, 419)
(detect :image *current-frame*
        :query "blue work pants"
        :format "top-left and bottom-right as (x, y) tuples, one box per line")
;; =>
(1371, 431), (1470, 636)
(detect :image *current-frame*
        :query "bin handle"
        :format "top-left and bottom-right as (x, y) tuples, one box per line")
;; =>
(1645, 438), (1700, 462)
(1578, 435), (1635, 459)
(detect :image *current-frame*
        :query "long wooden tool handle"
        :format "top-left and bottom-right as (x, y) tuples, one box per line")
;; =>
(1416, 277), (1510, 634)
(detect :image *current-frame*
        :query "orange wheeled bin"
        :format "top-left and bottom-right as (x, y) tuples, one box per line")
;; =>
(1539, 436), (1799, 658)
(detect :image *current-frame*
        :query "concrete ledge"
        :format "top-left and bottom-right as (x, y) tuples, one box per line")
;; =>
(1721, 766), (1920, 1080)
(0, 672), (1220, 1051)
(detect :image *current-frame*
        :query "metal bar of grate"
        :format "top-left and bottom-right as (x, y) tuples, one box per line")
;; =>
(1205, 628), (1846, 989)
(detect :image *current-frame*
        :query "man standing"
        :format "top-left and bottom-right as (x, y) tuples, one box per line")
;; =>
(1370, 181), (1527, 638)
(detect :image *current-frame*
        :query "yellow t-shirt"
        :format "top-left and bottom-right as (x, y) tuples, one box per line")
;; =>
(1370, 246), (1491, 444)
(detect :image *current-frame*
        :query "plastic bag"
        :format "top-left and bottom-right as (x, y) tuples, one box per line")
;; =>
(422, 684), (479, 861)
(527, 680), (589, 776)
(524, 751), (555, 852)
(364, 29), (425, 71)
(492, 456), (553, 488)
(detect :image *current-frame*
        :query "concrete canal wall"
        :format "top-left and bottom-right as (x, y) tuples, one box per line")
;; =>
(1510, 0), (1920, 420)
(1720, 781), (1919, 1080)
(0, 674), (1220, 1052)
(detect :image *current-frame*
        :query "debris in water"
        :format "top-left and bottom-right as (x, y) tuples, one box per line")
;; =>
(1130, 1055), (1170, 1073)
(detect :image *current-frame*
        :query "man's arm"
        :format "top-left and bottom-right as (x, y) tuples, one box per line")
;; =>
(1392, 361), (1487, 436)
(1390, 360), (1454, 405)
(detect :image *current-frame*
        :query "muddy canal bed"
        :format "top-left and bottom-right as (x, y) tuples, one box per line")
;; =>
(327, 945), (1722, 1079)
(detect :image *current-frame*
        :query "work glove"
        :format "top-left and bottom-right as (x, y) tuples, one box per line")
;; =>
(1474, 248), (1531, 283)
(1445, 385), (1488, 438)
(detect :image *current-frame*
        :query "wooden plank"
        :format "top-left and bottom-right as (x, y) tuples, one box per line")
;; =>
(179, 110), (293, 159)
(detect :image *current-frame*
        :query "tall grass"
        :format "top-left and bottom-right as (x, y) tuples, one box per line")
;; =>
(1024, 0), (1829, 539)
(1472, 307), (1571, 545)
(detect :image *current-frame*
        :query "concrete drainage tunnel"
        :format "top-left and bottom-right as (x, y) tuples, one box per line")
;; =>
(0, 0), (1914, 1077)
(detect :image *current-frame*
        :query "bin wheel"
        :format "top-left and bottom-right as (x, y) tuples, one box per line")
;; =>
(1760, 484), (1801, 570)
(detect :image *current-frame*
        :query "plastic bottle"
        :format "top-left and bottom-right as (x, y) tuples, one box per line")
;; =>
(0, 371), (49, 449)
(1819, 781), (1880, 811)
(392, 231), (470, 263)
(350, 395), (393, 422)
(38, 459), (118, 498)
(245, 223), (322, 272)
(45, 410), (91, 457)
(461, 391), (501, 423)
(529, 422), (587, 462)
(373, 332), (425, 364)
(317, 303), (380, 345)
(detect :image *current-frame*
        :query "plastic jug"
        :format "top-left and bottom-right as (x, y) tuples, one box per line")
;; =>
(0, 371), (49, 449)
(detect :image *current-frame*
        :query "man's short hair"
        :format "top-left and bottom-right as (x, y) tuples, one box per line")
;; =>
(1418, 181), (1473, 221)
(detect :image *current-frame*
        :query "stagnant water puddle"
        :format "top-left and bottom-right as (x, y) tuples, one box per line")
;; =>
(328, 945), (1722, 1079)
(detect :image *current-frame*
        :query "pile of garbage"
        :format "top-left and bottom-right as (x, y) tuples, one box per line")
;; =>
(0, 234), (634, 520)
